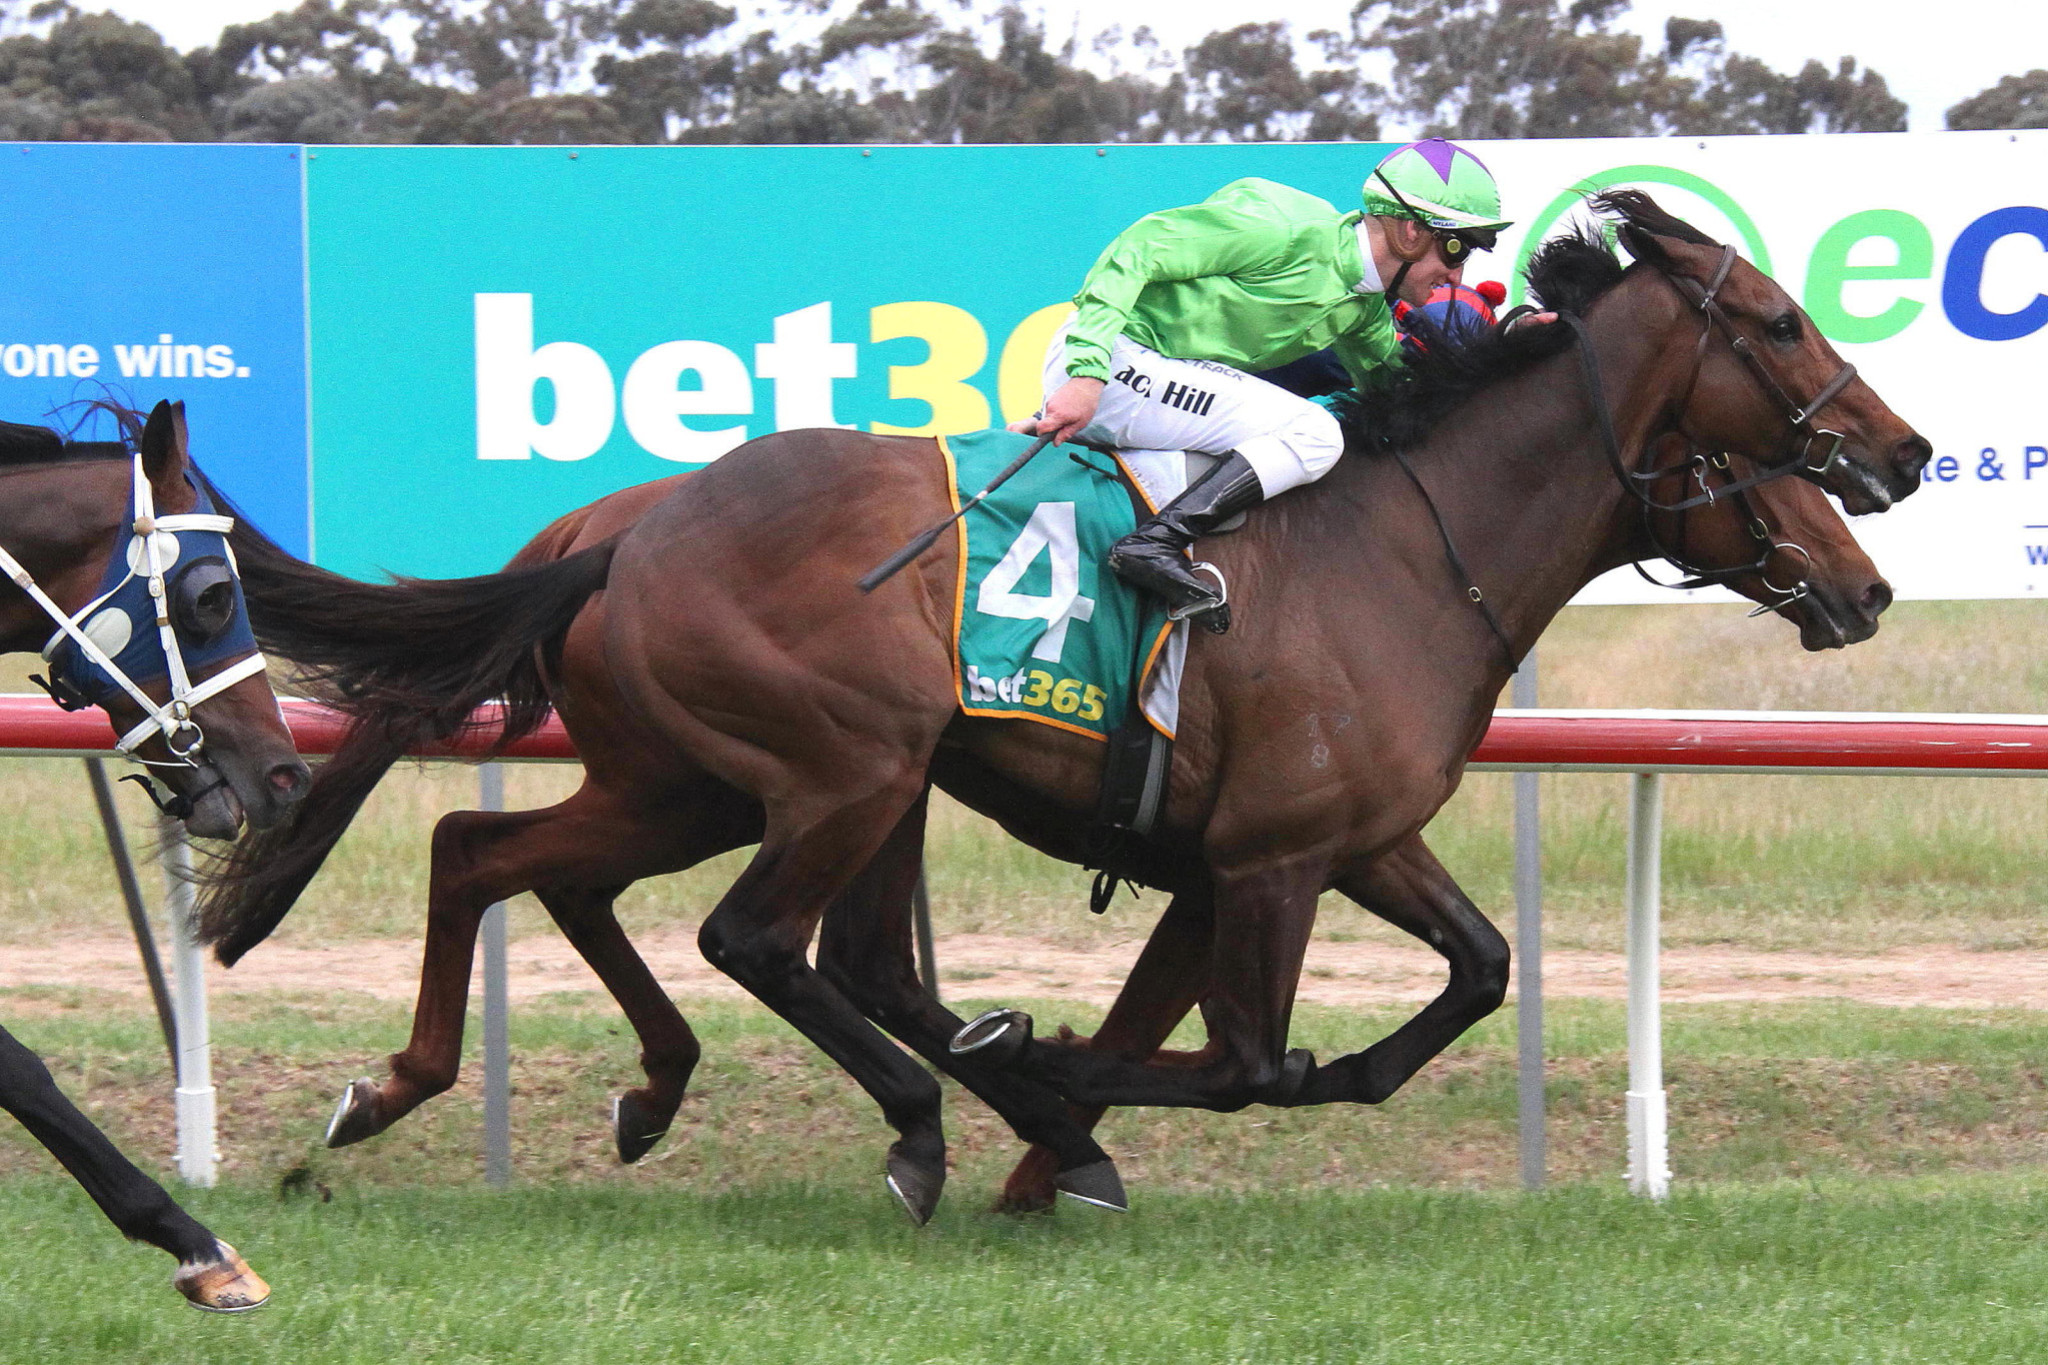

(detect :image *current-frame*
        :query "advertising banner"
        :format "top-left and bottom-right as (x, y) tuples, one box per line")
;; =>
(1482, 131), (2048, 603)
(305, 133), (2047, 601)
(0, 143), (309, 554)
(303, 142), (1391, 578)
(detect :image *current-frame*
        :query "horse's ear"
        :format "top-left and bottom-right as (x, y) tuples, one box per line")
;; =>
(138, 399), (191, 493)
(1615, 222), (1675, 271)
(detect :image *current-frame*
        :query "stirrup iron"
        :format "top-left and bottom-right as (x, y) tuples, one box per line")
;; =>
(1166, 562), (1228, 622)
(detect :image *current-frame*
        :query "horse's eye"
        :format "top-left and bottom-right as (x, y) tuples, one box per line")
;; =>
(1766, 313), (1802, 344)
(168, 557), (236, 646)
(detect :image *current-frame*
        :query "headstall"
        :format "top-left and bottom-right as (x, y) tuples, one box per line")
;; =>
(0, 454), (267, 808)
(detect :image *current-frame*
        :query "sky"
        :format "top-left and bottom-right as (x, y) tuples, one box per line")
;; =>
(78, 0), (2048, 133)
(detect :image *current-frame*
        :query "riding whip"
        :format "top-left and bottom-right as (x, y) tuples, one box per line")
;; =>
(856, 432), (1054, 592)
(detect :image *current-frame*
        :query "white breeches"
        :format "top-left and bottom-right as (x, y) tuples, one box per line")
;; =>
(1042, 326), (1344, 497)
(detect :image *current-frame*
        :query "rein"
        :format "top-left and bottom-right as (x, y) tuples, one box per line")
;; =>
(0, 455), (268, 793)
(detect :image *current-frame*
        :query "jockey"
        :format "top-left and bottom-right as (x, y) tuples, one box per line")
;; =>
(1023, 137), (1520, 633)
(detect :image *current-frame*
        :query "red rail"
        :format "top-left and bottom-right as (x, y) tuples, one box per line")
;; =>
(0, 695), (579, 761)
(1469, 709), (2048, 776)
(2, 695), (2045, 776)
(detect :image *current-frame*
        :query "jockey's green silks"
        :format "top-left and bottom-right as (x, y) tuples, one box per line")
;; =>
(1062, 178), (1404, 388)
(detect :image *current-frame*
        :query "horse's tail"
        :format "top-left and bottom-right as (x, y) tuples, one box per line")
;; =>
(195, 715), (410, 965)
(217, 483), (614, 749)
(193, 478), (613, 962)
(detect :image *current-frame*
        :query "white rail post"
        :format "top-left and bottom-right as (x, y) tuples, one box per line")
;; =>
(1624, 772), (1669, 1199)
(159, 817), (216, 1187)
(1512, 650), (1545, 1189)
(480, 762), (511, 1188)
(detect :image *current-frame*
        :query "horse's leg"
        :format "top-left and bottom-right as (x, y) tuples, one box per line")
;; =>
(698, 776), (953, 1224)
(993, 884), (1215, 1212)
(1288, 833), (1510, 1106)
(815, 789), (1127, 1213)
(0, 1024), (267, 1311)
(985, 859), (1326, 1111)
(531, 883), (701, 1163)
(328, 783), (750, 1147)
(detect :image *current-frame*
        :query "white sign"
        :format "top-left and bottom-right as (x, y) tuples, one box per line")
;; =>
(1470, 131), (2048, 603)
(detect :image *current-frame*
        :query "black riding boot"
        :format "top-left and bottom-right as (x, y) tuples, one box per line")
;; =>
(1106, 452), (1265, 635)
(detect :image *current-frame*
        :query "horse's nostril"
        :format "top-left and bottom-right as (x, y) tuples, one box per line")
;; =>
(1861, 580), (1893, 618)
(1897, 434), (1932, 479)
(268, 762), (311, 804)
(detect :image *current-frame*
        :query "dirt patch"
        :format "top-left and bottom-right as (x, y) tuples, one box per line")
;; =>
(12, 931), (2048, 1011)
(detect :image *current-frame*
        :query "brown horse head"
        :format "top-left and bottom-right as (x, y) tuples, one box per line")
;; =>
(1636, 436), (1891, 651)
(0, 401), (308, 839)
(1602, 190), (1931, 515)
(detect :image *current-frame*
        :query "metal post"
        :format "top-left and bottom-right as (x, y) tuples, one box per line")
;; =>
(1625, 772), (1670, 1199)
(1512, 650), (1545, 1190)
(85, 759), (177, 1067)
(912, 872), (939, 1001)
(480, 762), (511, 1188)
(159, 818), (215, 1187)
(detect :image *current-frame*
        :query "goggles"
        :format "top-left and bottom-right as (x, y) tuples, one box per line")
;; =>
(1431, 226), (1498, 264)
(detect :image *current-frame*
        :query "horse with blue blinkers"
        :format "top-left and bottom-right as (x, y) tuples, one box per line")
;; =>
(0, 400), (307, 1309)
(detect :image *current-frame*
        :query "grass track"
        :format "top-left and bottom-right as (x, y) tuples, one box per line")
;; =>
(5, 1177), (2048, 1363)
(9, 993), (2048, 1197)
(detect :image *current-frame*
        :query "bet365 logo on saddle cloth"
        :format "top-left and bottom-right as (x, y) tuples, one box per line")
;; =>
(942, 430), (1172, 741)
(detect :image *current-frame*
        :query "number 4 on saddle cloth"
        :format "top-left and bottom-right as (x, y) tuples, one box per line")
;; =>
(941, 428), (1194, 746)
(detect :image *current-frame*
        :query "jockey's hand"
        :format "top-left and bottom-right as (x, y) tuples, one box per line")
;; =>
(1506, 310), (1559, 333)
(1028, 377), (1105, 445)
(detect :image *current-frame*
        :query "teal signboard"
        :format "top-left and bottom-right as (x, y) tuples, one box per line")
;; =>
(305, 142), (1391, 577)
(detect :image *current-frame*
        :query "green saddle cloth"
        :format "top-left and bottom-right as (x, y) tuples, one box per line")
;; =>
(941, 429), (1172, 740)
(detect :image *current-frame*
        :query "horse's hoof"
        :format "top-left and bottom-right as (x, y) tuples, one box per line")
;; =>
(993, 1182), (1058, 1216)
(324, 1078), (381, 1149)
(884, 1148), (946, 1227)
(993, 1146), (1061, 1215)
(613, 1094), (672, 1164)
(949, 1008), (1032, 1066)
(174, 1241), (270, 1313)
(1054, 1159), (1128, 1212)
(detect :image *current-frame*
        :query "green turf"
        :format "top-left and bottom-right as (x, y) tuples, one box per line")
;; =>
(9, 991), (2048, 1202)
(6, 1176), (2048, 1363)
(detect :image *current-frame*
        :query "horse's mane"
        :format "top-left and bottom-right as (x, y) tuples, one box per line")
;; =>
(0, 401), (140, 468)
(1334, 189), (1710, 454)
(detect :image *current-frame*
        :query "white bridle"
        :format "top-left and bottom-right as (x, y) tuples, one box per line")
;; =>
(1, 454), (268, 765)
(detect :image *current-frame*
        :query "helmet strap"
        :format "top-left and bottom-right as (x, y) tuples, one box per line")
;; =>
(1385, 257), (1417, 304)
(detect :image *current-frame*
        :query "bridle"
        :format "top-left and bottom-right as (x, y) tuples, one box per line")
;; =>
(1419, 240), (1860, 670)
(2, 454), (268, 815)
(1554, 241), (1863, 618)
(1630, 448), (1817, 620)
(1610, 242), (1860, 514)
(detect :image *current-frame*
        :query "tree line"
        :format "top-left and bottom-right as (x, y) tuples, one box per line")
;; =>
(0, 0), (2041, 146)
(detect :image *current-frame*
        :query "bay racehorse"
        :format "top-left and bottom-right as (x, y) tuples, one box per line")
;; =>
(197, 194), (1923, 1222)
(0, 401), (308, 1309)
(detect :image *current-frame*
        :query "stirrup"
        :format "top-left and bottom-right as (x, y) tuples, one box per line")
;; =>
(1164, 562), (1228, 621)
